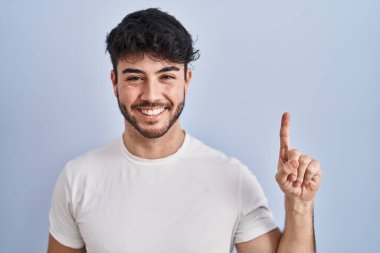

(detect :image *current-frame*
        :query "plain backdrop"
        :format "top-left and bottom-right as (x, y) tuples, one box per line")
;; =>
(1, 0), (379, 252)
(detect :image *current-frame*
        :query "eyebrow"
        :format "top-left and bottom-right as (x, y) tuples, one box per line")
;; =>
(121, 66), (180, 74)
(157, 66), (180, 73)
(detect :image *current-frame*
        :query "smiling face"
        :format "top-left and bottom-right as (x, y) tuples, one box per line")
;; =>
(111, 54), (192, 139)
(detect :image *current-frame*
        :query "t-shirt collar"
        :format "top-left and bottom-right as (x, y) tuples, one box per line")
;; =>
(118, 132), (191, 166)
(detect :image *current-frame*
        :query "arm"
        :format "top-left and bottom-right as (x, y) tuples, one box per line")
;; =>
(277, 197), (315, 253)
(236, 113), (321, 253)
(236, 198), (315, 253)
(47, 233), (86, 253)
(236, 228), (281, 253)
(275, 112), (321, 253)
(48, 166), (87, 252)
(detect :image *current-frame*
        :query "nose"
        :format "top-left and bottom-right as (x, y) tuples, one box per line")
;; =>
(140, 80), (162, 102)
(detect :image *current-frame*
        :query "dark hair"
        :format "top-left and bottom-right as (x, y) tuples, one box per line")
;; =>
(106, 8), (199, 82)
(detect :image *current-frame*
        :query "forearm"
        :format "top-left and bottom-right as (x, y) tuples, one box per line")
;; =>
(277, 196), (315, 253)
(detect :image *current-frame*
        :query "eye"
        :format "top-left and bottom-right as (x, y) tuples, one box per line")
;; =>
(160, 75), (175, 80)
(124, 76), (144, 83)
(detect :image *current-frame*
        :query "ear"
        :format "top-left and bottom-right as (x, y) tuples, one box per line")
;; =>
(185, 68), (192, 92)
(111, 70), (118, 97)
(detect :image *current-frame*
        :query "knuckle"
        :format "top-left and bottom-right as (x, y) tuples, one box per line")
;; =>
(297, 171), (306, 181)
(299, 155), (307, 165)
(310, 160), (321, 171)
(291, 149), (301, 156)
(306, 165), (317, 174)
(305, 169), (314, 176)
(304, 154), (312, 161)
(287, 149), (302, 159)
(299, 154), (311, 166)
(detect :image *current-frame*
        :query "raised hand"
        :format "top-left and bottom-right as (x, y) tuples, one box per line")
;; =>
(275, 112), (322, 202)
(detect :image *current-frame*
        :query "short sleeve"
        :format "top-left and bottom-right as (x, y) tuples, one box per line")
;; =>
(49, 166), (85, 249)
(234, 166), (278, 244)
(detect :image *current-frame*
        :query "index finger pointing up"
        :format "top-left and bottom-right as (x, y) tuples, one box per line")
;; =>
(280, 112), (291, 151)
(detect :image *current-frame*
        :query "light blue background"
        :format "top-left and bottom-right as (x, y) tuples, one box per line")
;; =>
(1, 0), (379, 252)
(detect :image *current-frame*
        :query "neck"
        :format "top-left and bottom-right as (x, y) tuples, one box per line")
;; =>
(122, 121), (185, 159)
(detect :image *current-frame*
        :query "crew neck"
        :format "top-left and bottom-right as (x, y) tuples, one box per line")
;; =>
(118, 132), (192, 166)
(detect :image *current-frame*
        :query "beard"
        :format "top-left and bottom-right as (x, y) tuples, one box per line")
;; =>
(116, 93), (185, 139)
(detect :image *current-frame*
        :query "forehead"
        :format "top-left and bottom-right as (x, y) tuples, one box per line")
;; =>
(117, 54), (183, 72)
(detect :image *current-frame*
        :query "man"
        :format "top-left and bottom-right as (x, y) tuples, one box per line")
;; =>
(48, 8), (322, 253)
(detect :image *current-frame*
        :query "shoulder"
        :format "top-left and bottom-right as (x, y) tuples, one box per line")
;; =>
(62, 137), (122, 179)
(185, 134), (249, 175)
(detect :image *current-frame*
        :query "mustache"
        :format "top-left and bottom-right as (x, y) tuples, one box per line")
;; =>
(131, 101), (173, 110)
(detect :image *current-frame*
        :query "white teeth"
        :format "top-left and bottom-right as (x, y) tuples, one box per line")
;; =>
(141, 108), (164, 116)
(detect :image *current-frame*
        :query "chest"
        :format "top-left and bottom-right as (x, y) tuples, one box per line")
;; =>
(75, 170), (239, 253)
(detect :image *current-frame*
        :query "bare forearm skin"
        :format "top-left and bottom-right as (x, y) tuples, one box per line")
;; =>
(277, 196), (315, 253)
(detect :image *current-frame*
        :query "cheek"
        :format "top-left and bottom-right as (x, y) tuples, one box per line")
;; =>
(118, 90), (138, 106)
(166, 86), (186, 101)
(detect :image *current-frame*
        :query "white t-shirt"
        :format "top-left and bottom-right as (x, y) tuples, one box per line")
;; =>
(49, 133), (277, 253)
